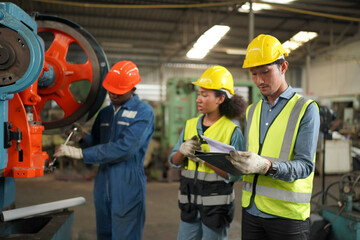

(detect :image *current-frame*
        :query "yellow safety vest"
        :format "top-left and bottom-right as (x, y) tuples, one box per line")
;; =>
(183, 115), (237, 173)
(242, 93), (317, 220)
(179, 115), (237, 228)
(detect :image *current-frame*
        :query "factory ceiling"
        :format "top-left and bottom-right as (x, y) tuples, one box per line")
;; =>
(9, 0), (360, 68)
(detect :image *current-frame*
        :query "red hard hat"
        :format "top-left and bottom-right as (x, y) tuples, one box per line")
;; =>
(102, 60), (141, 95)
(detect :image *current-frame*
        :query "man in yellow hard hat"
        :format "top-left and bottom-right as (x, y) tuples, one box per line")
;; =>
(226, 34), (320, 239)
(54, 60), (155, 240)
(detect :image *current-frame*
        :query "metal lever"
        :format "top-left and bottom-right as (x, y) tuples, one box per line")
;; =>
(49, 127), (78, 168)
(4, 123), (22, 151)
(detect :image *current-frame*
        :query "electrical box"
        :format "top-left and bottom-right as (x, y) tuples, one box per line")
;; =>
(324, 139), (352, 174)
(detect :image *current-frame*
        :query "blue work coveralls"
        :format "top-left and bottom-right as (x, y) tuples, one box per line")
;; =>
(81, 94), (155, 240)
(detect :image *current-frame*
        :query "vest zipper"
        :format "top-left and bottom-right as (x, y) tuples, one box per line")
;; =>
(194, 162), (199, 182)
(248, 174), (258, 208)
(193, 162), (199, 205)
(248, 144), (263, 208)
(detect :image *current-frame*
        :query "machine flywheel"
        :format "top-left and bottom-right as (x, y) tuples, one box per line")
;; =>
(35, 15), (109, 129)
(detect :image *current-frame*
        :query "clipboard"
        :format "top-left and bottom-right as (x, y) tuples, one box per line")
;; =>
(194, 151), (242, 176)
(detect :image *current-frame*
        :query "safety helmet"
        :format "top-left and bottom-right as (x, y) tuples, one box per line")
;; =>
(102, 60), (141, 95)
(242, 34), (289, 68)
(192, 66), (234, 95)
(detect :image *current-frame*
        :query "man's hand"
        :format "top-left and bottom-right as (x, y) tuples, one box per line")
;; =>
(54, 145), (83, 159)
(66, 123), (85, 142)
(179, 135), (203, 163)
(226, 151), (271, 175)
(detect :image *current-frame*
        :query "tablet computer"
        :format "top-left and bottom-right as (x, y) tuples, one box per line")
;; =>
(195, 151), (242, 176)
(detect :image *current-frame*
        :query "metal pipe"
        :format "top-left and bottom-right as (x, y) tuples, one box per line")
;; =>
(1, 197), (86, 222)
(249, 0), (254, 43)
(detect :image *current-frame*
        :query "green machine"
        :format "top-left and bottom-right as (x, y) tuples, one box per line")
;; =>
(163, 78), (198, 152)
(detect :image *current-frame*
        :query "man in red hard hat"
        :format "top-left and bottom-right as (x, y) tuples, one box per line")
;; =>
(54, 60), (155, 240)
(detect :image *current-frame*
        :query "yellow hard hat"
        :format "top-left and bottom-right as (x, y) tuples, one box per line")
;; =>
(242, 34), (289, 68)
(192, 66), (234, 95)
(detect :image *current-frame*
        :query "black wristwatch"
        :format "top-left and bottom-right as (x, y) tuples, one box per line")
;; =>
(265, 162), (277, 176)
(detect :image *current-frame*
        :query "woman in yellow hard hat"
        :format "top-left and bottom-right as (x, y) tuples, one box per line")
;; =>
(168, 65), (247, 240)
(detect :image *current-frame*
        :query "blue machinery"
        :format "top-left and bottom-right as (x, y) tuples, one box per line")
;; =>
(0, 1), (45, 220)
(311, 107), (360, 239)
(0, 2), (109, 239)
(316, 172), (360, 240)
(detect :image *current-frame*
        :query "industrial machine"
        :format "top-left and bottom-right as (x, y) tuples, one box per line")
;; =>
(309, 105), (360, 240)
(314, 171), (360, 240)
(0, 2), (109, 238)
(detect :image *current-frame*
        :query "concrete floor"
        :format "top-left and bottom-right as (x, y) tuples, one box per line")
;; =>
(13, 171), (343, 240)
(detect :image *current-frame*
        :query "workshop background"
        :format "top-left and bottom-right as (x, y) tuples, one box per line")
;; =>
(1, 0), (360, 239)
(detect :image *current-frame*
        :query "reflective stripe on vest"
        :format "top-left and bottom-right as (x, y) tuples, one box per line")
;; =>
(180, 115), (236, 207)
(179, 190), (235, 206)
(246, 96), (308, 159)
(243, 93), (317, 220)
(181, 169), (225, 182)
(242, 181), (312, 203)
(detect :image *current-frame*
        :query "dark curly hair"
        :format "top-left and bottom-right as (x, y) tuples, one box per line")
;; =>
(214, 90), (248, 119)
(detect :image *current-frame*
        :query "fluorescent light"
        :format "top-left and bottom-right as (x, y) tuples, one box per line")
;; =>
(282, 40), (301, 51)
(239, 2), (271, 12)
(186, 25), (230, 59)
(186, 48), (209, 59)
(262, 0), (294, 3)
(292, 31), (318, 43)
(225, 48), (247, 55)
(282, 31), (318, 53)
(238, 0), (294, 12)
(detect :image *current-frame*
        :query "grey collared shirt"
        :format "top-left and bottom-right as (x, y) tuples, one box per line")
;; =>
(246, 86), (320, 217)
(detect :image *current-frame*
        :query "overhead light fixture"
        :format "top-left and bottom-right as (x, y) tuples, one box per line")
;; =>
(262, 0), (295, 3)
(238, 0), (294, 13)
(225, 48), (247, 55)
(282, 31), (318, 53)
(292, 31), (318, 42)
(186, 25), (230, 60)
(238, 2), (271, 12)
